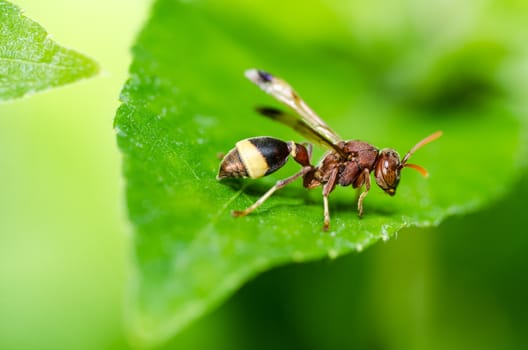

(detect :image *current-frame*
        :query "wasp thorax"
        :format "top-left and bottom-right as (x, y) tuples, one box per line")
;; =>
(375, 148), (401, 196)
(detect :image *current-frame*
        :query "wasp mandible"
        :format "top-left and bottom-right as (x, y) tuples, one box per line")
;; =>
(218, 69), (442, 231)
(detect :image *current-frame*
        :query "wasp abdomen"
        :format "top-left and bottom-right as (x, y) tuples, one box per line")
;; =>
(217, 146), (249, 179)
(217, 137), (291, 180)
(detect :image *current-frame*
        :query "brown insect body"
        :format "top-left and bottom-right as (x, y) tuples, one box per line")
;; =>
(305, 141), (378, 188)
(218, 69), (442, 230)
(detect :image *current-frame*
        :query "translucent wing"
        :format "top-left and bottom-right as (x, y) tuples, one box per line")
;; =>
(245, 69), (344, 154)
(255, 107), (345, 155)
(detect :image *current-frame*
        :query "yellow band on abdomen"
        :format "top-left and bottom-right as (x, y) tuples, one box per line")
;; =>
(236, 139), (269, 178)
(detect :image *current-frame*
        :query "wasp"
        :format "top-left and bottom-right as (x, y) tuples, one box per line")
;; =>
(217, 69), (442, 230)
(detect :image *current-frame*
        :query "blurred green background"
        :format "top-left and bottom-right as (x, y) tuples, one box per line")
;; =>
(0, 0), (148, 349)
(1, 1), (527, 350)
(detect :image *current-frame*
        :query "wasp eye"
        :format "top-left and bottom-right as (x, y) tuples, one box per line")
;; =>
(375, 149), (401, 195)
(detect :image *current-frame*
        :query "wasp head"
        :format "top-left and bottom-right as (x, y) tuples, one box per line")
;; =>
(375, 149), (401, 196)
(375, 131), (443, 196)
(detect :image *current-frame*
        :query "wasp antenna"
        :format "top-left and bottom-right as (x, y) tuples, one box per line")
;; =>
(401, 131), (443, 166)
(403, 163), (429, 177)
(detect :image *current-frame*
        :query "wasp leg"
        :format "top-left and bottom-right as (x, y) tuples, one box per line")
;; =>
(232, 166), (313, 217)
(357, 168), (371, 217)
(322, 168), (339, 231)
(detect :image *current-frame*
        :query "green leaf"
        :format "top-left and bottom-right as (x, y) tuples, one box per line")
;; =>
(0, 0), (99, 102)
(115, 0), (527, 346)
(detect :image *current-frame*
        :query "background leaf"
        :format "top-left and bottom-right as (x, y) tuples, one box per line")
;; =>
(115, 0), (527, 346)
(0, 1), (148, 349)
(0, 0), (99, 102)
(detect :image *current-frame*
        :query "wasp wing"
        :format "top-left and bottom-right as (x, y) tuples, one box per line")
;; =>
(245, 69), (344, 155)
(256, 107), (345, 154)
